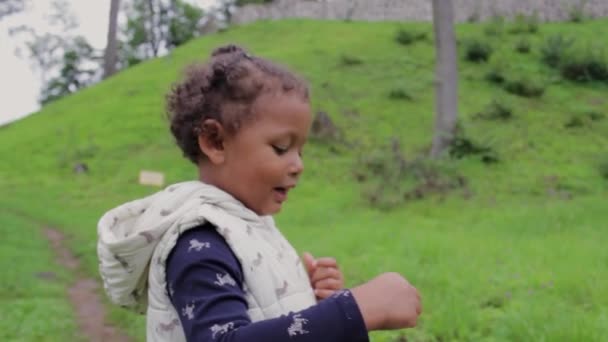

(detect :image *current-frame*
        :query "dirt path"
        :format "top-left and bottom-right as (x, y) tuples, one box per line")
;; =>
(44, 227), (132, 342)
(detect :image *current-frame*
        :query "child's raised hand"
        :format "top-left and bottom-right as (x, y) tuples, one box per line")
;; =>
(351, 272), (422, 331)
(303, 252), (344, 299)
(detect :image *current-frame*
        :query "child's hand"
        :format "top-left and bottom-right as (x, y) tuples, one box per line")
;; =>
(351, 272), (422, 331)
(303, 252), (344, 299)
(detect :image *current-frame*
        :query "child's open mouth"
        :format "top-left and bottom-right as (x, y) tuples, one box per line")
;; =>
(273, 187), (288, 202)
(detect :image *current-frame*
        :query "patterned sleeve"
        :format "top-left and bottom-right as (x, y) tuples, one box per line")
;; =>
(166, 223), (369, 342)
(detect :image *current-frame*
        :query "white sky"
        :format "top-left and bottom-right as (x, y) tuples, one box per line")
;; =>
(0, 0), (218, 126)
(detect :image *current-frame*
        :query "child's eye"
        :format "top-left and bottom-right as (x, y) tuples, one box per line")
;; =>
(272, 145), (288, 155)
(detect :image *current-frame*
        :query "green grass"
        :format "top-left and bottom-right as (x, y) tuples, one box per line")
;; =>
(0, 19), (607, 341)
(0, 211), (80, 341)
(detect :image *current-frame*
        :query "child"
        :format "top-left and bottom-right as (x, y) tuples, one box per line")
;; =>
(97, 44), (421, 341)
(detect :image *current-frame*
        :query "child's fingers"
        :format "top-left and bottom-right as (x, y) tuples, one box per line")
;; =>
(311, 267), (342, 284)
(314, 289), (336, 300)
(315, 257), (338, 268)
(302, 252), (317, 277)
(314, 278), (342, 291)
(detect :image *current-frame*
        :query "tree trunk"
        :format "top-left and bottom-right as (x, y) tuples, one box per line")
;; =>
(103, 0), (120, 78)
(146, 0), (159, 57)
(430, 0), (458, 158)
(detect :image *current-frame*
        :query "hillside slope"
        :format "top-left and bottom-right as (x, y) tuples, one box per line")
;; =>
(1, 19), (607, 341)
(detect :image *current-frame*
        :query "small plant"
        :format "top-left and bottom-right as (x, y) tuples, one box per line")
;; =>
(354, 139), (466, 209)
(475, 100), (514, 120)
(484, 16), (505, 36)
(394, 28), (427, 46)
(464, 38), (493, 63)
(564, 116), (585, 128)
(559, 48), (608, 82)
(515, 38), (531, 54)
(503, 78), (545, 98)
(568, 2), (588, 23)
(486, 67), (506, 84)
(508, 13), (540, 34)
(565, 111), (606, 128)
(388, 88), (412, 101)
(449, 135), (498, 164)
(541, 34), (575, 68)
(599, 158), (608, 180)
(339, 54), (363, 66)
(587, 111), (606, 121)
(485, 58), (509, 84)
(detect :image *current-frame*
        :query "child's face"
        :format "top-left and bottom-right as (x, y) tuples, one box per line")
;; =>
(217, 93), (311, 215)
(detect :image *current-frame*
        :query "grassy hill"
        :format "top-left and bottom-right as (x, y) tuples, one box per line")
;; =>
(1, 18), (607, 341)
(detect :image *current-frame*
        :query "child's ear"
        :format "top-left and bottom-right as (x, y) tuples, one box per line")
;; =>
(198, 119), (226, 165)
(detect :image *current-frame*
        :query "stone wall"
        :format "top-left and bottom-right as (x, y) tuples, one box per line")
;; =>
(232, 0), (608, 24)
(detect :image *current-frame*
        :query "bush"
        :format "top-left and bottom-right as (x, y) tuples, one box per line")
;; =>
(515, 38), (531, 54)
(568, 3), (587, 23)
(503, 78), (545, 98)
(388, 88), (412, 101)
(565, 111), (606, 128)
(486, 67), (506, 84)
(475, 100), (513, 120)
(485, 58), (509, 84)
(559, 49), (608, 82)
(508, 13), (540, 34)
(339, 54), (363, 66)
(541, 34), (575, 68)
(394, 28), (427, 46)
(484, 16), (505, 36)
(599, 159), (608, 180)
(464, 38), (493, 63)
(354, 139), (467, 209)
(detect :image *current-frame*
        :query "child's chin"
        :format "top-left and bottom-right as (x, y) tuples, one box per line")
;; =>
(260, 204), (282, 216)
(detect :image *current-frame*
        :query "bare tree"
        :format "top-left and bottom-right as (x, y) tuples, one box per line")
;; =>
(103, 0), (120, 78)
(430, 0), (458, 158)
(0, 0), (27, 19)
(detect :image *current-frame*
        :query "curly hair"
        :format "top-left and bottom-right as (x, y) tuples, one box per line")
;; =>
(166, 44), (310, 164)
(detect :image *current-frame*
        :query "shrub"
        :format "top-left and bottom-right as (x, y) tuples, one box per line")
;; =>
(508, 13), (540, 34)
(541, 34), (575, 68)
(475, 100), (514, 120)
(388, 88), (412, 101)
(484, 16), (505, 36)
(565, 111), (606, 128)
(354, 139), (466, 209)
(587, 111), (606, 121)
(559, 49), (608, 82)
(503, 78), (545, 98)
(485, 58), (509, 84)
(568, 3), (588, 23)
(449, 135), (499, 164)
(464, 38), (492, 63)
(339, 54), (363, 66)
(599, 159), (608, 180)
(395, 28), (427, 46)
(564, 116), (585, 128)
(515, 38), (531, 54)
(486, 67), (505, 84)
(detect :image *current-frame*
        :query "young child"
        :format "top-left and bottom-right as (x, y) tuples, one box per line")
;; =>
(97, 44), (421, 341)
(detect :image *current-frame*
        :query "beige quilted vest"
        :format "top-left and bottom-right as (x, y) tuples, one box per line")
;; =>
(97, 181), (316, 341)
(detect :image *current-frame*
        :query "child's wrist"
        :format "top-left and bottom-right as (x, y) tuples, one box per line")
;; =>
(351, 284), (383, 331)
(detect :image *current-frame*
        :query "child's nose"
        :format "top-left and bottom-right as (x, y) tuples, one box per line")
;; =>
(288, 154), (304, 177)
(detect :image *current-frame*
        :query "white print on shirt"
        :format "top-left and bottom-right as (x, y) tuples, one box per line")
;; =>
(211, 322), (235, 339)
(188, 239), (211, 252)
(168, 283), (175, 298)
(214, 273), (236, 287)
(287, 314), (309, 337)
(181, 302), (195, 320)
(332, 290), (350, 299)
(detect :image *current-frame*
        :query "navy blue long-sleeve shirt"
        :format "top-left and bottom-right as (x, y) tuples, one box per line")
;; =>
(165, 223), (369, 341)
